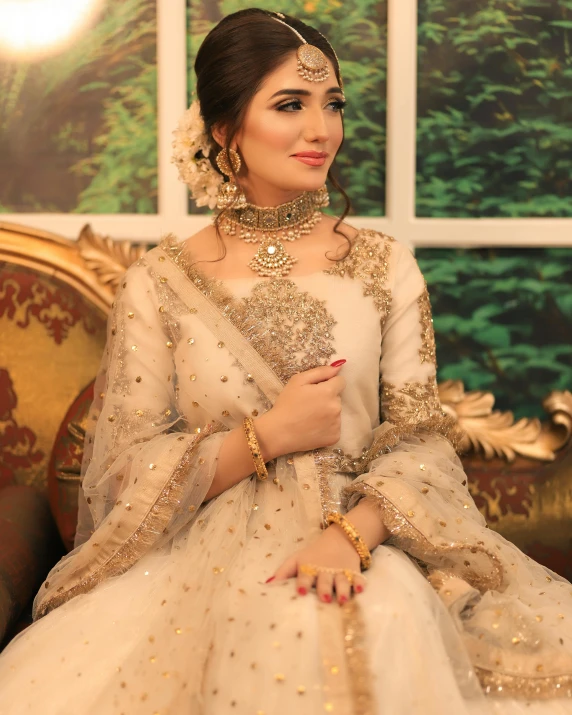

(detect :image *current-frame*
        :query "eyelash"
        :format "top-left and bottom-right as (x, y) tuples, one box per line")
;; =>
(276, 99), (347, 113)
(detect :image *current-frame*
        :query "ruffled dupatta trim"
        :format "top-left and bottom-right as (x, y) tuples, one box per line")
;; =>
(344, 425), (572, 699)
(34, 423), (226, 619)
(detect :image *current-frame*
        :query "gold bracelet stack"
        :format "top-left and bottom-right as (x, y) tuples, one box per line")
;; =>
(325, 511), (372, 570)
(243, 417), (268, 481)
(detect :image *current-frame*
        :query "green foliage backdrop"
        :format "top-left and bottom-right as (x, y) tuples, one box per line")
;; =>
(0, 0), (157, 214)
(416, 247), (572, 419)
(417, 0), (572, 217)
(187, 0), (387, 216)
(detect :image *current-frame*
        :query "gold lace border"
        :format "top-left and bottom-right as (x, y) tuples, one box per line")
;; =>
(341, 598), (377, 714)
(476, 666), (572, 700)
(343, 481), (504, 593)
(35, 424), (224, 619)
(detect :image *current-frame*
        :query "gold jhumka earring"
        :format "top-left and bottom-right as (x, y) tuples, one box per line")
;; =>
(215, 148), (247, 210)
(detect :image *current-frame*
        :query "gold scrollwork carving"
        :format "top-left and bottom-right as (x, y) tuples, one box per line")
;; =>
(77, 224), (148, 292)
(439, 380), (572, 462)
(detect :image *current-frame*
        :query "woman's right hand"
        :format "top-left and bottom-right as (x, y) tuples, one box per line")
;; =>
(256, 361), (347, 456)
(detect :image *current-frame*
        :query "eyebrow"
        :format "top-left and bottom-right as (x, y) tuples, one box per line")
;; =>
(268, 87), (344, 100)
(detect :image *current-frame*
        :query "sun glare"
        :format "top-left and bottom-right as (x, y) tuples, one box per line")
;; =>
(0, 0), (104, 59)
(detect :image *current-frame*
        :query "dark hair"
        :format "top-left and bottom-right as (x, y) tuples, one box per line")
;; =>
(194, 8), (353, 267)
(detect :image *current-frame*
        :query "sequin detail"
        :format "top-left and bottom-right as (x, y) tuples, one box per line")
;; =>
(381, 376), (442, 426)
(344, 481), (504, 593)
(417, 285), (437, 365)
(35, 422), (226, 618)
(323, 411), (461, 478)
(476, 667), (572, 700)
(312, 449), (343, 523)
(341, 599), (377, 714)
(160, 235), (338, 384)
(323, 229), (393, 327)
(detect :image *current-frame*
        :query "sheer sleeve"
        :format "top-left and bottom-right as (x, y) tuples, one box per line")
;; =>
(33, 255), (229, 619)
(344, 245), (503, 591)
(344, 244), (572, 698)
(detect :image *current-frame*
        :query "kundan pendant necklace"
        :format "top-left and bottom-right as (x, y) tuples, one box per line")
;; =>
(218, 186), (329, 278)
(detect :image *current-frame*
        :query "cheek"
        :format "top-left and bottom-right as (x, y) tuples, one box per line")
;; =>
(244, 113), (297, 151)
(331, 118), (344, 149)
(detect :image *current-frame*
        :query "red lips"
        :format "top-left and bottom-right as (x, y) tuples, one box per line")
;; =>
(293, 151), (328, 158)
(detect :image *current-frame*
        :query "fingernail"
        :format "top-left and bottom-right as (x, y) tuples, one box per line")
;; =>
(330, 359), (346, 367)
(355, 585), (363, 593)
(297, 587), (307, 596)
(339, 596), (348, 605)
(265, 576), (275, 584)
(322, 594), (332, 603)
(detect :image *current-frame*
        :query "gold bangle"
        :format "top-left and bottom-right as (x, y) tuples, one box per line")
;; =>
(325, 511), (372, 570)
(243, 417), (268, 481)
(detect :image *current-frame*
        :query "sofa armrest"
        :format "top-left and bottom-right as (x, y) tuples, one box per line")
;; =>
(0, 486), (62, 645)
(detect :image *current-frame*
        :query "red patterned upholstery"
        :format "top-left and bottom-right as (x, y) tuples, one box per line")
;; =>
(0, 234), (108, 646)
(465, 445), (572, 581)
(0, 369), (44, 491)
(47, 381), (94, 552)
(0, 262), (107, 492)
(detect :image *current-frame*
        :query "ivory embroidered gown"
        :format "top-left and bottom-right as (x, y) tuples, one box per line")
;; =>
(0, 229), (571, 715)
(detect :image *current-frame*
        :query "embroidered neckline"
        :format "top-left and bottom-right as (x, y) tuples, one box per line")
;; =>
(162, 228), (365, 289)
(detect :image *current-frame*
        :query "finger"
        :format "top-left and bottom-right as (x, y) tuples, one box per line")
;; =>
(353, 573), (367, 595)
(315, 571), (334, 603)
(273, 557), (297, 582)
(334, 572), (351, 605)
(296, 565), (315, 596)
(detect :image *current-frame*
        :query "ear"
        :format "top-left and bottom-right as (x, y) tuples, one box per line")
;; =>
(211, 123), (226, 150)
(211, 122), (239, 153)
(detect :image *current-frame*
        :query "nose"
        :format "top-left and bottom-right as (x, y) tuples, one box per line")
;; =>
(303, 107), (329, 144)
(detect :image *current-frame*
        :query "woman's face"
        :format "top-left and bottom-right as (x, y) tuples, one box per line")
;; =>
(231, 51), (345, 205)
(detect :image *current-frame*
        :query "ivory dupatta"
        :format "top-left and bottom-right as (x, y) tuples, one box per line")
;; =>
(33, 233), (572, 703)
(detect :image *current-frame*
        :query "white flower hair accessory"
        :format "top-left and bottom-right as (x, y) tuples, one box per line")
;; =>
(171, 100), (223, 209)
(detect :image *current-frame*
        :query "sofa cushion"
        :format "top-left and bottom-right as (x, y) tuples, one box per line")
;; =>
(0, 485), (61, 646)
(47, 380), (95, 552)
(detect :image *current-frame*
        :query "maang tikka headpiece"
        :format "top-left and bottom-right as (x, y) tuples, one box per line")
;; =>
(270, 11), (332, 83)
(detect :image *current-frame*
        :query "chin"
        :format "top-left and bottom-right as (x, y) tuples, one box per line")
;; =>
(289, 172), (328, 193)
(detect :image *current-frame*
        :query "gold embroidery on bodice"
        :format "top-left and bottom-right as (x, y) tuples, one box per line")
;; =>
(160, 229), (394, 384)
(160, 237), (336, 384)
(160, 230), (400, 475)
(242, 280), (337, 381)
(323, 228), (394, 329)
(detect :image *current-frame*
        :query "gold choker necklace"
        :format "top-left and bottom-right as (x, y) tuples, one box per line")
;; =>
(218, 187), (329, 278)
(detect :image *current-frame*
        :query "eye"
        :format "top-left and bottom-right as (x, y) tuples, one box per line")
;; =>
(276, 99), (303, 112)
(327, 99), (347, 112)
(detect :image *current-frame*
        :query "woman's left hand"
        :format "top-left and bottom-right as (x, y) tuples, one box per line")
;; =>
(269, 524), (366, 605)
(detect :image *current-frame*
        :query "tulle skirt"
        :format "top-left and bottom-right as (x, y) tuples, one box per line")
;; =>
(0, 479), (570, 715)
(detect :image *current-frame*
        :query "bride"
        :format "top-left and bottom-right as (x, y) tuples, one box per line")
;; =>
(0, 9), (571, 715)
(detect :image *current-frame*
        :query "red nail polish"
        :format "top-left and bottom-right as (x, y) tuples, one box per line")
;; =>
(339, 596), (348, 604)
(265, 576), (275, 584)
(355, 585), (363, 593)
(297, 587), (307, 596)
(330, 359), (346, 367)
(322, 594), (332, 603)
